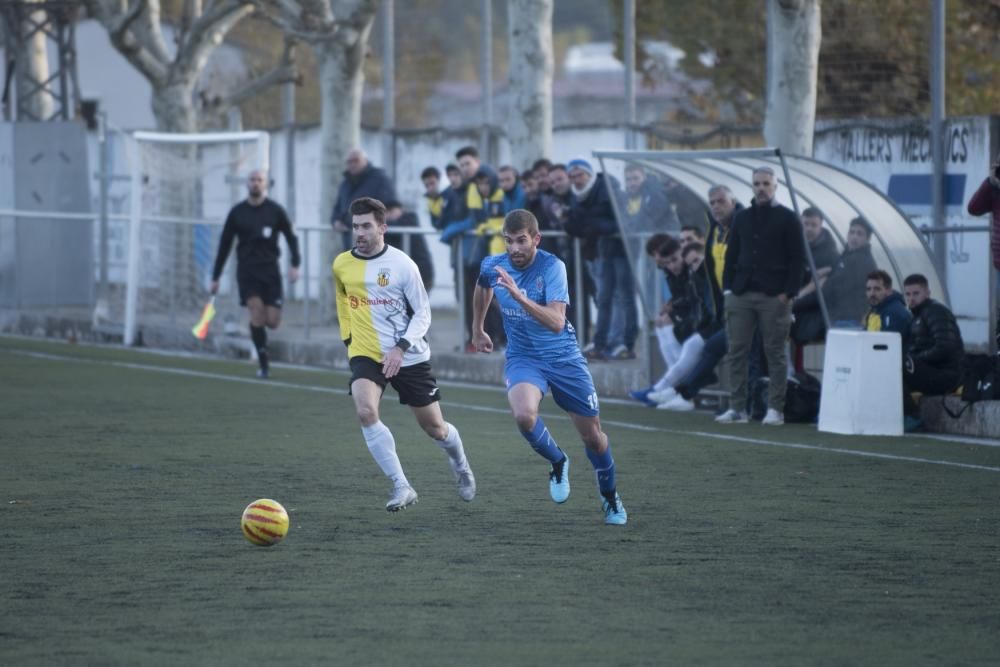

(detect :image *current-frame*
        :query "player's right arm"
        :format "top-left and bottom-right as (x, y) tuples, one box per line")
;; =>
(210, 209), (238, 293)
(332, 255), (352, 349)
(471, 280), (495, 353)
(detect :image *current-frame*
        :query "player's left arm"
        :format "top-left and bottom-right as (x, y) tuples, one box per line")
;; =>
(494, 266), (566, 334)
(277, 205), (301, 282)
(398, 257), (432, 348)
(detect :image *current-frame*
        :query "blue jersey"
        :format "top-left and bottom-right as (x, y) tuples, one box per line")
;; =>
(478, 249), (581, 360)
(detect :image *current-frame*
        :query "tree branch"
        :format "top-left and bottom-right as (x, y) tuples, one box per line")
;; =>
(205, 39), (299, 111)
(84, 0), (169, 83)
(176, 0), (255, 78)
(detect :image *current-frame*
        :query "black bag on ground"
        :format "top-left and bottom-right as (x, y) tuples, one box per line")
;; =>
(943, 354), (1000, 419)
(784, 371), (822, 423)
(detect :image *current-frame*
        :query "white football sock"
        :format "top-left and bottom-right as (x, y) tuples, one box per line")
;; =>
(434, 422), (469, 473)
(361, 421), (409, 488)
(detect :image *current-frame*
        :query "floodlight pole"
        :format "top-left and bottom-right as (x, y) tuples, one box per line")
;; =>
(929, 0), (946, 276)
(623, 0), (636, 150)
(381, 0), (395, 180)
(776, 149), (831, 331)
(480, 0), (493, 162)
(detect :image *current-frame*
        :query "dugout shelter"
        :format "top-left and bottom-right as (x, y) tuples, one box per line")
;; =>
(593, 147), (947, 335)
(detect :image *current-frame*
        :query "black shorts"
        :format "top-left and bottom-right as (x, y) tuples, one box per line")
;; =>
(237, 263), (283, 307)
(348, 357), (442, 407)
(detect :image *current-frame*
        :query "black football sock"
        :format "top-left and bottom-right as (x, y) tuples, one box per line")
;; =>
(250, 325), (268, 371)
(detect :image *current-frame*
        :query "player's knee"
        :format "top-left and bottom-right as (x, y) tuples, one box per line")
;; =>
(512, 410), (537, 432)
(355, 405), (379, 426)
(424, 422), (448, 440)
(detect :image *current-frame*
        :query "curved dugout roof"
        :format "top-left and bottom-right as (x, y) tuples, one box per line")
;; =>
(593, 147), (946, 322)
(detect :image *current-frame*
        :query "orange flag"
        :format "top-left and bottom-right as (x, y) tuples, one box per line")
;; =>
(191, 297), (216, 340)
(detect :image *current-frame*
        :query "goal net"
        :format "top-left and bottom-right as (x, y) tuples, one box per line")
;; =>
(119, 131), (270, 346)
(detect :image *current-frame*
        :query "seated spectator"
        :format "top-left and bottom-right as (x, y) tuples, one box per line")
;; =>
(565, 158), (636, 360)
(789, 207), (841, 372)
(797, 207), (839, 292)
(498, 165), (526, 213)
(791, 216), (877, 343)
(623, 164), (679, 233)
(901, 273), (965, 431)
(631, 237), (712, 406)
(864, 270), (911, 343)
(679, 224), (705, 249)
(385, 201), (434, 292)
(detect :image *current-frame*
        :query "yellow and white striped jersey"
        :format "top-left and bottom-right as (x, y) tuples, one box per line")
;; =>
(332, 245), (432, 366)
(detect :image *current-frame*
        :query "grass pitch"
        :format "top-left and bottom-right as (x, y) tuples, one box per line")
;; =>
(1, 336), (999, 666)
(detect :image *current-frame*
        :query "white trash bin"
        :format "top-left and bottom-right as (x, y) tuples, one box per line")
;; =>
(818, 329), (903, 436)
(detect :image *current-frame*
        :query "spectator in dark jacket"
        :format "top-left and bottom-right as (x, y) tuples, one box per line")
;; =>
(966, 152), (1000, 271)
(331, 149), (397, 251)
(864, 270), (912, 344)
(901, 273), (965, 428)
(634, 237), (709, 406)
(718, 166), (806, 425)
(799, 207), (840, 288)
(385, 201), (434, 292)
(565, 158), (636, 360)
(623, 164), (679, 233)
(792, 217), (877, 342)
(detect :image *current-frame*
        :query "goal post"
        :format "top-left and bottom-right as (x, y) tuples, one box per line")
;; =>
(122, 130), (270, 346)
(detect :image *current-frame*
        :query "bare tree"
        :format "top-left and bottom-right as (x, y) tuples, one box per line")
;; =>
(11, 0), (56, 120)
(506, 0), (553, 170)
(255, 0), (377, 236)
(763, 0), (821, 156)
(84, 0), (297, 131)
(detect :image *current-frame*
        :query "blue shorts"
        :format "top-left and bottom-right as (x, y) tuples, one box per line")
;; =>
(504, 355), (599, 417)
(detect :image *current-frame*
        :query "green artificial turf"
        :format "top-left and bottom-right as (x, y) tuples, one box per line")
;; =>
(2, 336), (998, 666)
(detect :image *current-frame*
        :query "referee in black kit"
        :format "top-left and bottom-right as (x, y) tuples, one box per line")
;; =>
(211, 169), (301, 378)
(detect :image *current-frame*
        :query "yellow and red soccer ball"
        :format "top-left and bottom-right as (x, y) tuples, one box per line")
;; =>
(240, 498), (290, 546)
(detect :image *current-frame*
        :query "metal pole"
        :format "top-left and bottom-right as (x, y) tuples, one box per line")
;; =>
(98, 112), (110, 302)
(282, 78), (305, 336)
(573, 238), (584, 345)
(380, 0), (395, 179)
(930, 0), (946, 275)
(480, 0), (493, 160)
(623, 0), (636, 150)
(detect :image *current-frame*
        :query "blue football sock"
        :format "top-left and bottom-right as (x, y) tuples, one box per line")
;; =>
(586, 442), (616, 496)
(520, 417), (564, 464)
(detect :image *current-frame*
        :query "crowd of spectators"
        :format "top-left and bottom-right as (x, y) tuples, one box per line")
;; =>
(330, 144), (987, 432)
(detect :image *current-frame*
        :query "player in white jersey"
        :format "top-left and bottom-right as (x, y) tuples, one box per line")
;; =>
(333, 197), (475, 511)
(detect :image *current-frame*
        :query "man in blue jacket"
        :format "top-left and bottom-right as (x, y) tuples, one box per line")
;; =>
(864, 270), (911, 344)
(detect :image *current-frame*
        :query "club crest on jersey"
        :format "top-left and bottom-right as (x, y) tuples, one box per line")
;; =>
(377, 268), (391, 287)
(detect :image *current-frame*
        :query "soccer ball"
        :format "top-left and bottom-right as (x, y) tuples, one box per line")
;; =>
(240, 498), (290, 546)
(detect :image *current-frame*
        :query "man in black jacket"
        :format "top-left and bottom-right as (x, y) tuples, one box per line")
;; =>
(331, 149), (398, 251)
(385, 201), (435, 292)
(717, 166), (806, 425)
(565, 158), (635, 360)
(902, 273), (965, 428)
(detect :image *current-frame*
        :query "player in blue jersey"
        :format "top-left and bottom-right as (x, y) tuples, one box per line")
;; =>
(471, 209), (627, 525)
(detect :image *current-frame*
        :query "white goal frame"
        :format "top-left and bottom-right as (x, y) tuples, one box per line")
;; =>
(123, 130), (270, 346)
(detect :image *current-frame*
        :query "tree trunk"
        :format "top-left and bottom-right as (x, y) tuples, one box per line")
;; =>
(151, 79), (200, 132)
(507, 0), (553, 170)
(763, 0), (821, 156)
(313, 14), (374, 317)
(15, 3), (54, 120)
